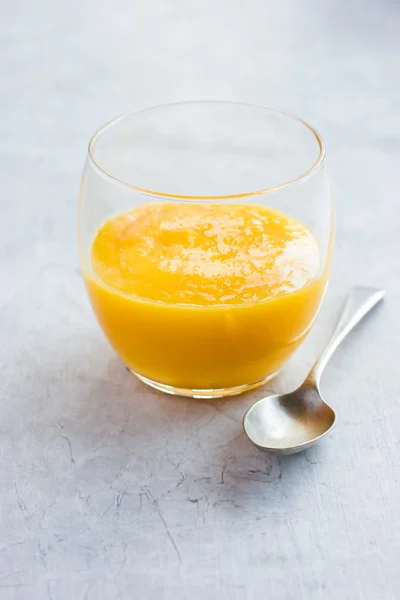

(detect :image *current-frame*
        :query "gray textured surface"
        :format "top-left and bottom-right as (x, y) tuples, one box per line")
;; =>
(1, 1), (400, 598)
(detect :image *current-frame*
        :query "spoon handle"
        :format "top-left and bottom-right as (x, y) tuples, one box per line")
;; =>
(305, 286), (385, 389)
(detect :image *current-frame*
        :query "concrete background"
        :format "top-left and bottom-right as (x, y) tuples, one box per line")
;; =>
(1, 0), (400, 598)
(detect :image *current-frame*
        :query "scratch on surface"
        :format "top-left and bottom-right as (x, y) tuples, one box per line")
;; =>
(41, 500), (56, 521)
(202, 500), (210, 524)
(218, 432), (244, 450)
(186, 495), (206, 518)
(14, 484), (30, 521)
(83, 581), (96, 600)
(164, 445), (178, 469)
(77, 483), (108, 507)
(193, 476), (211, 484)
(116, 542), (128, 576)
(220, 459), (228, 485)
(176, 471), (186, 490)
(177, 447), (199, 468)
(213, 499), (242, 509)
(0, 540), (26, 552)
(142, 487), (181, 565)
(37, 542), (47, 567)
(304, 451), (322, 466)
(138, 492), (144, 514)
(47, 582), (55, 600)
(163, 445), (198, 473)
(61, 435), (76, 467)
(0, 567), (35, 581)
(155, 471), (187, 502)
(101, 495), (117, 518)
(204, 401), (241, 423)
(113, 488), (128, 518)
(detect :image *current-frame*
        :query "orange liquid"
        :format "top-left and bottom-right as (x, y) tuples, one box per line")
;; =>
(84, 203), (327, 391)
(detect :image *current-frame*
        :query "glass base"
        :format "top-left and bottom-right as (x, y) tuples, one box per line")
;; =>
(132, 371), (279, 399)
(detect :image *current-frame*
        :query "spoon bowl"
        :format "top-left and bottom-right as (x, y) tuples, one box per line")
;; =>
(243, 286), (385, 454)
(243, 388), (336, 454)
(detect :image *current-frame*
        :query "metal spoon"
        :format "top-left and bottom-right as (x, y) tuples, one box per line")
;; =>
(243, 286), (385, 454)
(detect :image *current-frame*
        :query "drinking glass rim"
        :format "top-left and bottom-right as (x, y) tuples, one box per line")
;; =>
(88, 100), (326, 201)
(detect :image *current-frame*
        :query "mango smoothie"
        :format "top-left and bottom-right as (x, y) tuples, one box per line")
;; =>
(84, 202), (327, 394)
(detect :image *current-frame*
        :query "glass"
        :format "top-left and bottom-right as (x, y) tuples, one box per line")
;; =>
(79, 102), (333, 398)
